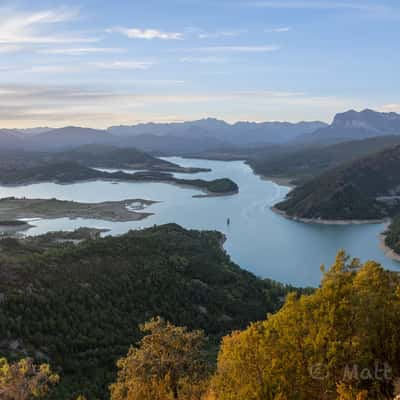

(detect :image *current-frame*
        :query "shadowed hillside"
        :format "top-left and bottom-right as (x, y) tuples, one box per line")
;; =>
(275, 144), (400, 220)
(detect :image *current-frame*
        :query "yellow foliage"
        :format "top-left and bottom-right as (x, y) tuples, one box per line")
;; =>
(211, 251), (400, 400)
(336, 383), (368, 400)
(110, 317), (210, 400)
(0, 357), (59, 400)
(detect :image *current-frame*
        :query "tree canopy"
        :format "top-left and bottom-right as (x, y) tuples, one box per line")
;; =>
(110, 317), (210, 400)
(210, 251), (400, 400)
(0, 358), (59, 400)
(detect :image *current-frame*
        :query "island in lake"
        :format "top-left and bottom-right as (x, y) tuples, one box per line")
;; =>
(0, 197), (155, 225)
(0, 147), (238, 197)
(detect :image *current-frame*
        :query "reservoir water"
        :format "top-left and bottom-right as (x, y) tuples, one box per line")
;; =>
(0, 157), (398, 287)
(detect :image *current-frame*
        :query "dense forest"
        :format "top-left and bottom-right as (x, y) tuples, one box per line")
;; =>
(275, 145), (400, 220)
(0, 224), (296, 399)
(0, 144), (202, 173)
(248, 135), (400, 185)
(3, 251), (400, 399)
(385, 215), (400, 255)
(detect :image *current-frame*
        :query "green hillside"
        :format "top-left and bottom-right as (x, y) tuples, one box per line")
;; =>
(385, 215), (400, 255)
(275, 144), (400, 220)
(248, 135), (400, 184)
(0, 224), (296, 399)
(0, 160), (237, 195)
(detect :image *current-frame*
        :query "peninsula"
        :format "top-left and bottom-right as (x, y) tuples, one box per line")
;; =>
(0, 197), (155, 223)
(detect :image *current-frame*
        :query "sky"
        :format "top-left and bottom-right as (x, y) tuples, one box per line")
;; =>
(0, 0), (399, 128)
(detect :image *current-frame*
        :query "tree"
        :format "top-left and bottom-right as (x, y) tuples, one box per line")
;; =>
(110, 317), (210, 400)
(0, 357), (59, 400)
(210, 251), (400, 400)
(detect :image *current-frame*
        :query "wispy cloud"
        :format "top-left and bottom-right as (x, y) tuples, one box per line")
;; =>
(40, 47), (127, 55)
(178, 45), (280, 53)
(265, 27), (291, 33)
(0, 44), (24, 53)
(197, 30), (246, 39)
(26, 65), (77, 73)
(0, 82), (362, 128)
(107, 27), (183, 40)
(381, 104), (400, 113)
(125, 80), (185, 86)
(249, 1), (394, 12)
(89, 61), (156, 70)
(180, 56), (227, 64)
(0, 60), (157, 74)
(0, 7), (98, 45)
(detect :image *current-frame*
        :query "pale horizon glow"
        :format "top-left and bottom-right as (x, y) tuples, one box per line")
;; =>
(0, 0), (399, 128)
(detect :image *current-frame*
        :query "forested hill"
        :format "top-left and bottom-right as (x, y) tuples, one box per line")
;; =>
(0, 160), (238, 195)
(0, 145), (208, 173)
(385, 215), (400, 256)
(53, 144), (185, 170)
(51, 144), (209, 172)
(275, 144), (400, 220)
(248, 135), (400, 185)
(0, 224), (296, 399)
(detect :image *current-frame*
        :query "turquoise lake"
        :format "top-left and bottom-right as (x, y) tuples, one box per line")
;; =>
(0, 157), (398, 287)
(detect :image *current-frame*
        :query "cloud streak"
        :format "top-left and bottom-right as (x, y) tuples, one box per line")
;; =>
(0, 7), (98, 45)
(0, 82), (369, 128)
(180, 56), (227, 64)
(107, 27), (183, 40)
(249, 1), (395, 12)
(90, 61), (156, 70)
(0, 44), (24, 53)
(197, 30), (246, 39)
(39, 47), (127, 55)
(265, 27), (291, 33)
(381, 104), (400, 113)
(177, 45), (280, 53)
(9, 62), (156, 74)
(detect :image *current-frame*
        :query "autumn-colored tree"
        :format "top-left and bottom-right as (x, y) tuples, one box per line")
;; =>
(0, 357), (59, 400)
(110, 317), (210, 400)
(210, 251), (400, 400)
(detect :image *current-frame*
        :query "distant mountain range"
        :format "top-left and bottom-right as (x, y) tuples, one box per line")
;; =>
(297, 109), (400, 145)
(1, 109), (399, 153)
(108, 118), (327, 147)
(0, 119), (327, 153)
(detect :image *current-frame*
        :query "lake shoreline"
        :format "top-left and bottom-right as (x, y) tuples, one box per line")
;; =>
(260, 175), (295, 189)
(379, 221), (400, 263)
(193, 189), (239, 198)
(0, 176), (238, 198)
(0, 221), (34, 235)
(3, 156), (400, 286)
(379, 233), (400, 263)
(271, 207), (389, 226)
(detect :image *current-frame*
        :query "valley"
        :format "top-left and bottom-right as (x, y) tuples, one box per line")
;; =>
(2, 109), (400, 399)
(0, 155), (398, 287)
(2, 1), (400, 398)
